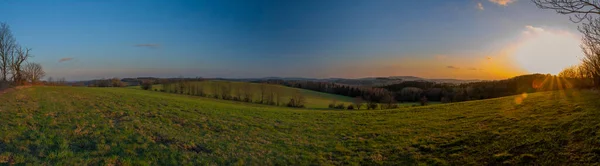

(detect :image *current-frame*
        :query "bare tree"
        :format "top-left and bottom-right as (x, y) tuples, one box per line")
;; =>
(10, 46), (31, 85)
(242, 83), (253, 102)
(275, 88), (282, 106)
(259, 84), (266, 104)
(0, 23), (17, 82)
(353, 97), (365, 110)
(582, 36), (600, 85)
(22, 62), (45, 84)
(287, 90), (306, 108)
(533, 0), (600, 86)
(47, 76), (54, 85)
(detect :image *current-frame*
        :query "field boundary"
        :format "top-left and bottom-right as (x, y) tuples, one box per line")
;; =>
(0, 86), (31, 96)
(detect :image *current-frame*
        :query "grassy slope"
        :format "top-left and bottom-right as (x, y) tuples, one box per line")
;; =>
(1, 87), (599, 165)
(130, 80), (357, 109)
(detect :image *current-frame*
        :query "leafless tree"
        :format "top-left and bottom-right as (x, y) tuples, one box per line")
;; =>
(22, 62), (45, 84)
(10, 46), (31, 85)
(533, 0), (600, 86)
(220, 82), (232, 100)
(242, 83), (253, 102)
(287, 90), (306, 108)
(582, 35), (600, 85)
(47, 77), (54, 85)
(274, 88), (282, 106)
(353, 97), (365, 110)
(0, 23), (17, 82)
(259, 84), (266, 103)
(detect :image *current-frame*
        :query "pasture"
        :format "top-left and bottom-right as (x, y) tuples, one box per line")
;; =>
(0, 87), (598, 165)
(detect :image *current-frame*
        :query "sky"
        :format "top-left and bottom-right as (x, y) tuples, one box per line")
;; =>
(0, 0), (587, 80)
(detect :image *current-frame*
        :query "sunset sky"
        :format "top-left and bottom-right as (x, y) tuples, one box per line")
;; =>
(0, 0), (586, 80)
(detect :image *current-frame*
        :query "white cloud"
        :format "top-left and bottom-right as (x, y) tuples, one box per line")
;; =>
(477, 2), (485, 11)
(489, 0), (517, 6)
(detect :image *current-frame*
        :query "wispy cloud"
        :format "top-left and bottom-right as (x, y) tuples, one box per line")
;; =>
(477, 2), (484, 10)
(489, 0), (517, 6)
(134, 43), (160, 48)
(59, 57), (74, 63)
(447, 66), (460, 69)
(467, 67), (479, 70)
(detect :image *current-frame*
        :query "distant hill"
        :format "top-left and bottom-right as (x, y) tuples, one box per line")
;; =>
(234, 76), (483, 86)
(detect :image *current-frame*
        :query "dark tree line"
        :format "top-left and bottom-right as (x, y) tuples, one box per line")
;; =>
(86, 78), (126, 87)
(255, 80), (395, 105)
(383, 74), (590, 103)
(257, 74), (591, 107)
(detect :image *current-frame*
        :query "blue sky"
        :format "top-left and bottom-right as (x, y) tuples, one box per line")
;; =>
(0, 0), (583, 80)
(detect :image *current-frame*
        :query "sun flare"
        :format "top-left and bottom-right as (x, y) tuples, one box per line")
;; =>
(513, 26), (582, 75)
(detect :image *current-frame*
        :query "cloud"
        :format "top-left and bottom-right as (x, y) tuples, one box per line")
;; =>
(489, 0), (517, 6)
(523, 25), (545, 35)
(467, 67), (479, 70)
(58, 57), (74, 63)
(477, 2), (484, 10)
(447, 66), (460, 69)
(134, 44), (160, 48)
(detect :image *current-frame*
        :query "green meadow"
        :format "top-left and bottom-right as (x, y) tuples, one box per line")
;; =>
(0, 86), (599, 165)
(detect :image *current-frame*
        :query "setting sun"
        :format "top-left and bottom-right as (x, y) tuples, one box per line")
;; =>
(513, 26), (582, 75)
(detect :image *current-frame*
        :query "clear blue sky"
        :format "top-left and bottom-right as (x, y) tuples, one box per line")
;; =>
(0, 0), (582, 80)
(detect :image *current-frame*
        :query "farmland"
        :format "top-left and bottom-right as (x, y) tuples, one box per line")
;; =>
(0, 86), (599, 165)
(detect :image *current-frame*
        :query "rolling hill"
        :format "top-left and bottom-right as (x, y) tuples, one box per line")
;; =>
(0, 86), (599, 165)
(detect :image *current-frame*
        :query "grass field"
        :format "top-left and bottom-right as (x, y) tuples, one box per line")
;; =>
(1, 86), (599, 165)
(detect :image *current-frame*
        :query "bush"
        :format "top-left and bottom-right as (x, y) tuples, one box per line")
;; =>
(367, 103), (378, 110)
(420, 96), (428, 106)
(328, 103), (336, 108)
(335, 103), (345, 109)
(346, 104), (355, 110)
(141, 81), (153, 90)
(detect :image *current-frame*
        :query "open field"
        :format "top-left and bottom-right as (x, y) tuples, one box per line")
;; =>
(1, 86), (599, 165)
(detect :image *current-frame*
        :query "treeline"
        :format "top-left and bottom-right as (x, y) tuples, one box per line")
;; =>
(158, 80), (306, 108)
(254, 79), (396, 104)
(256, 74), (590, 106)
(383, 74), (589, 103)
(85, 78), (127, 87)
(44, 77), (68, 86)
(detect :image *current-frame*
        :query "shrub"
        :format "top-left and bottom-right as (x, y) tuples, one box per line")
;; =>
(328, 103), (336, 108)
(141, 81), (153, 90)
(420, 96), (428, 106)
(346, 104), (355, 110)
(368, 103), (378, 110)
(335, 103), (345, 109)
